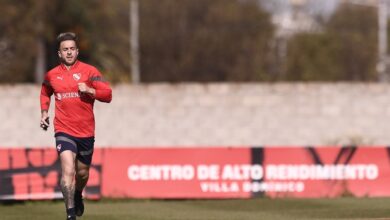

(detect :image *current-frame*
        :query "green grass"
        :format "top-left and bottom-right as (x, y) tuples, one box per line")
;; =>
(1, 198), (390, 220)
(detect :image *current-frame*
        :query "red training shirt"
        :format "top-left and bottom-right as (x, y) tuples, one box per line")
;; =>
(40, 61), (112, 137)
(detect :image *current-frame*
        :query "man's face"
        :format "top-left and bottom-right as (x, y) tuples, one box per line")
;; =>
(58, 40), (79, 66)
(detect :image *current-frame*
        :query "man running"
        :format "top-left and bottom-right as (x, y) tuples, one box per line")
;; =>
(40, 32), (112, 220)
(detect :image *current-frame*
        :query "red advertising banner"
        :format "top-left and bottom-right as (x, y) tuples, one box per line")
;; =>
(0, 148), (102, 200)
(0, 146), (389, 200)
(101, 146), (390, 199)
(101, 148), (253, 198)
(262, 146), (390, 198)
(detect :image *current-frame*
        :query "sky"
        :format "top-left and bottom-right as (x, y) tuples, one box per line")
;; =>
(258, 0), (340, 19)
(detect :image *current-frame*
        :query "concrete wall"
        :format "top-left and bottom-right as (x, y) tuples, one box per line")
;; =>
(2, 83), (390, 148)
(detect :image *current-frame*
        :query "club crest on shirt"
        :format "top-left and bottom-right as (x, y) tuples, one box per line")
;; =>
(73, 73), (81, 81)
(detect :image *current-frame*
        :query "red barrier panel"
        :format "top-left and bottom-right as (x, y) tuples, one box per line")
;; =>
(1, 146), (389, 200)
(101, 148), (252, 198)
(263, 147), (390, 198)
(0, 148), (102, 200)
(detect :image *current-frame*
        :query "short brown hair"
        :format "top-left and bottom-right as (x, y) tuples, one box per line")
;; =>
(56, 32), (78, 49)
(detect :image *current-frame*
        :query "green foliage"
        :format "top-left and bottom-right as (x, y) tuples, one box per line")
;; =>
(140, 0), (273, 82)
(0, 0), (131, 84)
(286, 4), (378, 81)
(0, 1), (383, 83)
(0, 0), (42, 83)
(50, 0), (131, 83)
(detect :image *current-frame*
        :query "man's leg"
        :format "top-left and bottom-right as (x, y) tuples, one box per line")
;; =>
(59, 150), (77, 219)
(75, 160), (90, 191)
(74, 160), (90, 216)
(73, 135), (94, 217)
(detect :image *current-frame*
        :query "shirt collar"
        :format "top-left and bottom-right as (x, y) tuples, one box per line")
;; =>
(60, 60), (80, 71)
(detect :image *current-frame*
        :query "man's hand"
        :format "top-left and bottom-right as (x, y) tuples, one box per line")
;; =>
(40, 111), (50, 131)
(78, 83), (95, 96)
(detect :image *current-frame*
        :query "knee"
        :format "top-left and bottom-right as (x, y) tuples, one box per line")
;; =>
(62, 167), (75, 179)
(61, 168), (75, 187)
(76, 169), (89, 180)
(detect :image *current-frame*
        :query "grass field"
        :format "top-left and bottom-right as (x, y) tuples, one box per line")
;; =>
(1, 197), (390, 220)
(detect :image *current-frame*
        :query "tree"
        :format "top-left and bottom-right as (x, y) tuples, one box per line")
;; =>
(0, 0), (131, 84)
(3, 1), (378, 83)
(49, 0), (131, 83)
(139, 0), (273, 82)
(0, 0), (56, 83)
(285, 3), (378, 81)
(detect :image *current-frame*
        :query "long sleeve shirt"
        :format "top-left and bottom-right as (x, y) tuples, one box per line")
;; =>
(40, 61), (112, 137)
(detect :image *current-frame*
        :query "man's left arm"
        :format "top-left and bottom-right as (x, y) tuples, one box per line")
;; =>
(78, 70), (112, 103)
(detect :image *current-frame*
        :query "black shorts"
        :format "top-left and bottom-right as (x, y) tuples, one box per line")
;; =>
(55, 132), (95, 165)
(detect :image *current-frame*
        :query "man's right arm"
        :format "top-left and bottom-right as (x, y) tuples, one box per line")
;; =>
(40, 77), (53, 130)
(40, 110), (49, 130)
